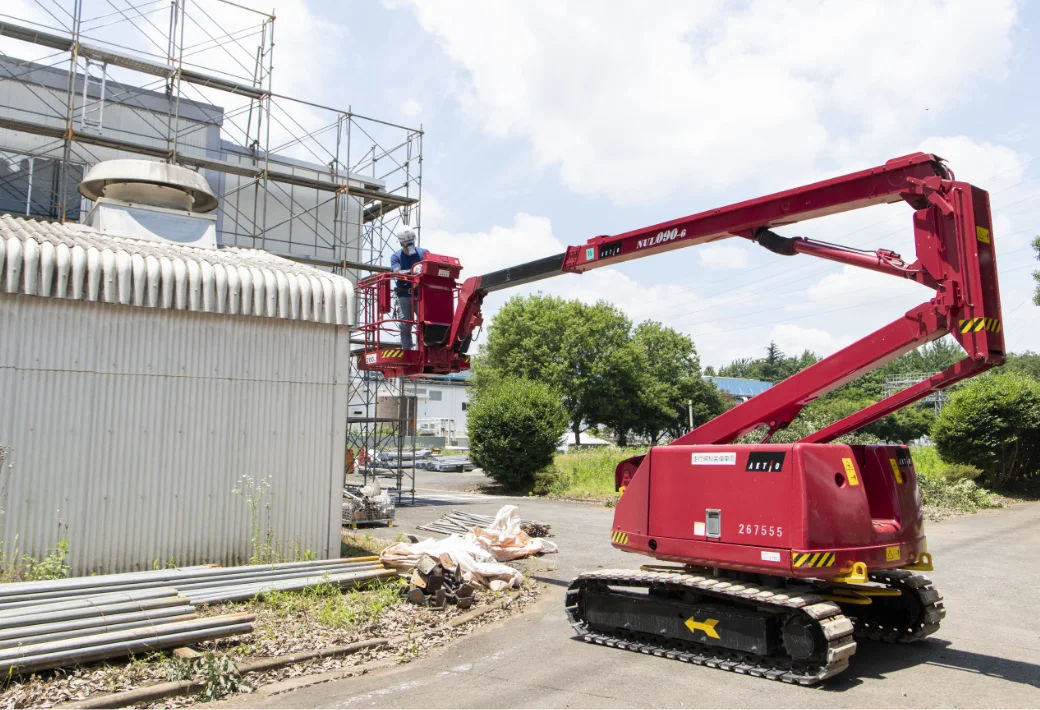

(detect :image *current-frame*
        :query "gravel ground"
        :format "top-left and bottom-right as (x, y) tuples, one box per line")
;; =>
(0, 577), (541, 709)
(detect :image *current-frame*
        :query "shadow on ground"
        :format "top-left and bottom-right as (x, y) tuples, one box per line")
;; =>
(824, 638), (1040, 691)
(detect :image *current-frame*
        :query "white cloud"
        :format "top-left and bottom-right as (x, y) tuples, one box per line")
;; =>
(769, 324), (850, 356)
(422, 213), (689, 343)
(805, 265), (929, 307)
(422, 213), (563, 277)
(428, 130), (1040, 365)
(919, 136), (1028, 186)
(698, 244), (749, 270)
(401, 98), (423, 122)
(419, 193), (447, 227)
(405, 0), (1016, 203)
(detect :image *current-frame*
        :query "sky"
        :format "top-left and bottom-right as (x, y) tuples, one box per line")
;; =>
(6, 0), (1040, 368)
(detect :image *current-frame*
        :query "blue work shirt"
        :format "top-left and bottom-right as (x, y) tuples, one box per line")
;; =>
(390, 246), (429, 294)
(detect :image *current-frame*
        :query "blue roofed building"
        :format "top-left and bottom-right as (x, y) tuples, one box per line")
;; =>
(705, 376), (773, 404)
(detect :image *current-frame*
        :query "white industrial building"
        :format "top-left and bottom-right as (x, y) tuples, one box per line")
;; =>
(0, 162), (355, 575)
(413, 372), (473, 443)
(356, 371), (473, 445)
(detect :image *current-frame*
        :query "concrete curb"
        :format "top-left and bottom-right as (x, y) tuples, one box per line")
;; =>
(58, 589), (524, 709)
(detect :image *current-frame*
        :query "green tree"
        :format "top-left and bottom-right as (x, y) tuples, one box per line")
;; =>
(864, 407), (935, 443)
(823, 338), (963, 402)
(796, 349), (819, 371)
(467, 377), (569, 489)
(767, 397), (881, 445)
(718, 357), (755, 379)
(478, 295), (636, 444)
(629, 321), (726, 444)
(931, 371), (1040, 489)
(718, 344), (818, 384)
(1003, 351), (1040, 380)
(587, 338), (646, 446)
(758, 341), (787, 382)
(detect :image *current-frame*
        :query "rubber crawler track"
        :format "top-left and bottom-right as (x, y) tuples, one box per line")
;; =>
(565, 569), (857, 686)
(851, 570), (945, 643)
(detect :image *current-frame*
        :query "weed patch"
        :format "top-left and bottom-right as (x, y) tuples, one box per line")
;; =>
(533, 447), (646, 503)
(340, 532), (389, 558)
(260, 578), (402, 630)
(166, 651), (245, 702)
(0, 539), (71, 583)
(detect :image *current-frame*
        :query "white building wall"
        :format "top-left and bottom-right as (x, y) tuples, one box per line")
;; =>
(0, 294), (349, 574)
(414, 381), (470, 434)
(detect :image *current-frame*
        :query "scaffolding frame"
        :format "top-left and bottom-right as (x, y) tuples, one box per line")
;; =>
(346, 372), (418, 505)
(0, 0), (422, 506)
(882, 372), (950, 415)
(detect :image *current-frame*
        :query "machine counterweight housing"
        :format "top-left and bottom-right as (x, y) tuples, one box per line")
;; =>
(612, 443), (926, 578)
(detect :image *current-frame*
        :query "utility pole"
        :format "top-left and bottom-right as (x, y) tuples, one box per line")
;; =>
(688, 400), (694, 430)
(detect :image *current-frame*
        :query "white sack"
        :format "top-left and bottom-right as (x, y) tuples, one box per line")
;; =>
(380, 533), (524, 591)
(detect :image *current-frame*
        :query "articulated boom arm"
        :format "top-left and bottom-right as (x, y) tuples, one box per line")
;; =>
(446, 152), (1005, 443)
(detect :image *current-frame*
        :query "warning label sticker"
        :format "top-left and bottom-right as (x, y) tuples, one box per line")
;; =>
(692, 452), (737, 466)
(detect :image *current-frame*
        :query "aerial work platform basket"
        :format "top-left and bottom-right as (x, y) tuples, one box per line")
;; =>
(355, 253), (472, 378)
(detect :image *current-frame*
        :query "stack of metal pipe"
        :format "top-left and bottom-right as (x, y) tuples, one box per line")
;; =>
(0, 557), (396, 609)
(0, 556), (396, 676)
(418, 510), (533, 536)
(0, 589), (254, 676)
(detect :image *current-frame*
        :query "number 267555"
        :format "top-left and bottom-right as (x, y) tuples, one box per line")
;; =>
(738, 523), (782, 537)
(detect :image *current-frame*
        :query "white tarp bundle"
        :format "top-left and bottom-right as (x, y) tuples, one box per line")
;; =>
(380, 505), (557, 591)
(473, 505), (558, 561)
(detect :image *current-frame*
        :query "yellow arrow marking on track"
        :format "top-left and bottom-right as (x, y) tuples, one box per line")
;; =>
(684, 617), (720, 639)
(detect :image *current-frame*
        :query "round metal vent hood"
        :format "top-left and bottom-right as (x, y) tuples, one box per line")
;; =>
(78, 159), (219, 213)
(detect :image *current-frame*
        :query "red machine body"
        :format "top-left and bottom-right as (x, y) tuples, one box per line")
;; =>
(356, 152), (1005, 581)
(612, 443), (925, 578)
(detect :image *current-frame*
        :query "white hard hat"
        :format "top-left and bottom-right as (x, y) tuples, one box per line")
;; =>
(397, 229), (417, 244)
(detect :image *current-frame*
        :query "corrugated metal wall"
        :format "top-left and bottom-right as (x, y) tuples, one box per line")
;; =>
(0, 294), (349, 574)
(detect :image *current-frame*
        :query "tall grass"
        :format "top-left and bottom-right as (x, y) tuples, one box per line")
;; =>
(534, 447), (647, 501)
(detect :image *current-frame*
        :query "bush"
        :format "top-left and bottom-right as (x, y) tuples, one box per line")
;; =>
(917, 474), (999, 513)
(931, 372), (1040, 489)
(468, 377), (569, 489)
(910, 445), (996, 513)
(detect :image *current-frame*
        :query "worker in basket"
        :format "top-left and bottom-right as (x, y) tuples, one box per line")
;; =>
(390, 229), (428, 350)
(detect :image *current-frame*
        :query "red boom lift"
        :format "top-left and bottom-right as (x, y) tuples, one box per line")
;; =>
(355, 153), (1004, 683)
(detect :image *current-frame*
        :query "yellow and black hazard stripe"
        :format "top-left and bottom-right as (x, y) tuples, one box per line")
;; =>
(792, 552), (835, 568)
(958, 317), (1001, 334)
(611, 530), (629, 545)
(381, 349), (405, 358)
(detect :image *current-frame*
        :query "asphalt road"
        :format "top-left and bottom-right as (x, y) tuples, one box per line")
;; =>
(241, 470), (1040, 708)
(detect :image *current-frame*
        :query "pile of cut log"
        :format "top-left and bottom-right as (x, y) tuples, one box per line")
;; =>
(402, 558), (475, 610)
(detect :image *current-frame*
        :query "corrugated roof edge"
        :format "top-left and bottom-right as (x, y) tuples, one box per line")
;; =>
(704, 376), (773, 397)
(0, 214), (353, 326)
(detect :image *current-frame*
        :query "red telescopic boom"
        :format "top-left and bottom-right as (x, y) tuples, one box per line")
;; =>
(440, 152), (1004, 444)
